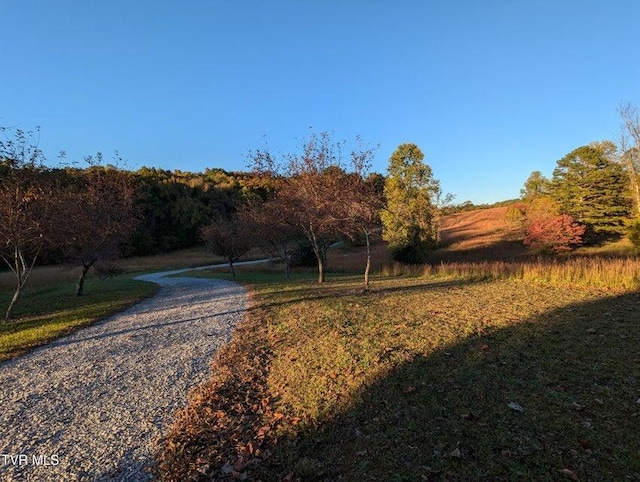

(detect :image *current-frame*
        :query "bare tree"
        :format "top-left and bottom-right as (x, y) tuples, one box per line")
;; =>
(340, 141), (381, 291)
(249, 133), (347, 282)
(341, 176), (382, 291)
(619, 102), (640, 218)
(0, 127), (57, 319)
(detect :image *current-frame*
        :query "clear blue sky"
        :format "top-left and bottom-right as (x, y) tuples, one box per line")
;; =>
(2, 1), (639, 204)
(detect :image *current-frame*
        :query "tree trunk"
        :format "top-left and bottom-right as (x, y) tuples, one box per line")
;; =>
(76, 259), (96, 296)
(284, 244), (290, 279)
(5, 285), (22, 321)
(309, 229), (325, 283)
(630, 173), (640, 218)
(317, 255), (325, 283)
(229, 260), (236, 277)
(363, 230), (371, 292)
(3, 247), (38, 320)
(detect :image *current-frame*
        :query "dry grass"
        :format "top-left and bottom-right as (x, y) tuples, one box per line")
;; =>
(157, 208), (640, 481)
(158, 271), (640, 481)
(380, 257), (640, 291)
(435, 206), (527, 262)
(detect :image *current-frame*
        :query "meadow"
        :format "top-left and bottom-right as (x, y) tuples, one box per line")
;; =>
(158, 243), (640, 481)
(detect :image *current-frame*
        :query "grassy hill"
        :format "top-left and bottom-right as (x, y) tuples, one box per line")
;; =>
(435, 206), (527, 262)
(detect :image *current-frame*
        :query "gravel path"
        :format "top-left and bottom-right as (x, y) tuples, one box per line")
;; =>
(0, 267), (247, 481)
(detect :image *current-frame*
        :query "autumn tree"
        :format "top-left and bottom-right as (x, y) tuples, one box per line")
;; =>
(202, 214), (252, 276)
(550, 142), (632, 240)
(0, 127), (58, 319)
(241, 184), (301, 278)
(249, 132), (360, 283)
(381, 143), (442, 263)
(339, 142), (382, 291)
(618, 103), (640, 251)
(61, 155), (139, 296)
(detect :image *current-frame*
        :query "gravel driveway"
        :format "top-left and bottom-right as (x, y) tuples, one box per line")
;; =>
(0, 268), (247, 481)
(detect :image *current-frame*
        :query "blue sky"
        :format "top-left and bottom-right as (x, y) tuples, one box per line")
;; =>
(2, 1), (639, 204)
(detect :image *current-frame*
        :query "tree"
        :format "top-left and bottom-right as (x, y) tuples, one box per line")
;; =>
(0, 127), (58, 319)
(380, 143), (441, 263)
(61, 156), (139, 296)
(520, 170), (550, 200)
(202, 214), (252, 276)
(618, 102), (640, 218)
(249, 132), (355, 283)
(342, 172), (383, 291)
(550, 142), (632, 239)
(241, 185), (301, 278)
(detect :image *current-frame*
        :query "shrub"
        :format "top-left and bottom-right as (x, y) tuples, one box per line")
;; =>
(524, 214), (586, 253)
(628, 219), (640, 252)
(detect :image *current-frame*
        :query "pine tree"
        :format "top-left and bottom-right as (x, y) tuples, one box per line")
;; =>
(550, 142), (632, 239)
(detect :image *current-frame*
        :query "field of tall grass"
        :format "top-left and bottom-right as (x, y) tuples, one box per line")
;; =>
(380, 256), (640, 291)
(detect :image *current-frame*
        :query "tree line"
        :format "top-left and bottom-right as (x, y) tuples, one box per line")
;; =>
(3, 101), (639, 318)
(0, 127), (272, 318)
(1, 125), (446, 318)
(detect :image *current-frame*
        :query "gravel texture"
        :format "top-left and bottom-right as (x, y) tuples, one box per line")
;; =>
(0, 268), (247, 481)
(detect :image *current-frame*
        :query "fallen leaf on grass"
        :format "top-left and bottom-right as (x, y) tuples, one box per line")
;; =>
(571, 402), (584, 412)
(559, 468), (579, 480)
(577, 438), (592, 450)
(507, 402), (524, 412)
(449, 448), (462, 458)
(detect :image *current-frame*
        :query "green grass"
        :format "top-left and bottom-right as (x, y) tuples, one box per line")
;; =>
(0, 275), (158, 361)
(159, 267), (640, 481)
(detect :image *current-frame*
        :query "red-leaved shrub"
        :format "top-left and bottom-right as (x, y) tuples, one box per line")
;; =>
(524, 214), (586, 253)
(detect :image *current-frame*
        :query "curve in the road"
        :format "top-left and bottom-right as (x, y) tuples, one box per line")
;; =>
(0, 268), (246, 481)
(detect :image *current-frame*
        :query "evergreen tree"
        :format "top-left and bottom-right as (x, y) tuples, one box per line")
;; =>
(381, 143), (441, 263)
(520, 170), (550, 200)
(550, 142), (631, 239)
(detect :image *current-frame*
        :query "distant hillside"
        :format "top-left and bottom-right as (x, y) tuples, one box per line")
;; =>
(434, 206), (528, 262)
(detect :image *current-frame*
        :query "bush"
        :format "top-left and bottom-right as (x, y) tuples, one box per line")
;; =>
(390, 242), (431, 264)
(627, 219), (640, 252)
(524, 214), (586, 253)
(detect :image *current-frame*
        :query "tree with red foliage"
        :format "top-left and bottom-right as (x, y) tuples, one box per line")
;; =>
(524, 214), (586, 253)
(202, 214), (252, 276)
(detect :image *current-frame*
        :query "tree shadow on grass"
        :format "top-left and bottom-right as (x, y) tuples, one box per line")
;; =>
(259, 291), (640, 481)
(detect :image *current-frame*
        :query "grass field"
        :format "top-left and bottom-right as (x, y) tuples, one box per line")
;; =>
(0, 275), (159, 361)
(158, 260), (640, 481)
(157, 207), (640, 481)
